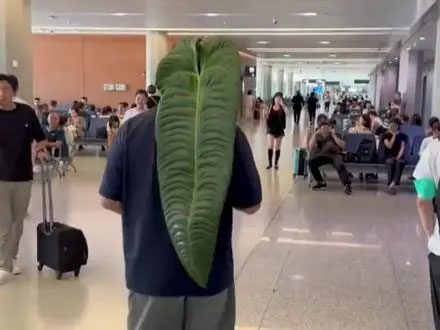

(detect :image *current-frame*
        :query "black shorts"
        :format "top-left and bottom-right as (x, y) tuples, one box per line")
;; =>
(268, 130), (284, 138)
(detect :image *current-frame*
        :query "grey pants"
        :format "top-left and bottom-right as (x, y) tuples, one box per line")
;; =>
(0, 181), (32, 272)
(128, 286), (235, 330)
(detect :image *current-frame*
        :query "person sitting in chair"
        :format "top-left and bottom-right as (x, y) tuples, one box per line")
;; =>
(308, 120), (352, 195)
(381, 118), (406, 195)
(45, 112), (68, 159)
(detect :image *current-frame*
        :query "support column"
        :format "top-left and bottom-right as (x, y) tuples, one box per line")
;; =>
(146, 32), (168, 87)
(256, 61), (272, 101)
(271, 68), (284, 97)
(405, 50), (424, 116)
(432, 14), (440, 118)
(287, 71), (294, 96)
(0, 0), (33, 102)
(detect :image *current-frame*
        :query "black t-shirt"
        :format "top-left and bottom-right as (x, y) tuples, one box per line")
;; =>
(307, 96), (319, 110)
(99, 111), (262, 296)
(292, 95), (305, 109)
(0, 103), (46, 181)
(381, 132), (405, 159)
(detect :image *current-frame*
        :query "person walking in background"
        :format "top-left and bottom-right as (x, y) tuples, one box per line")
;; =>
(413, 136), (440, 330)
(244, 90), (256, 120)
(307, 92), (319, 126)
(324, 91), (331, 113)
(265, 92), (287, 170)
(292, 90), (305, 124)
(0, 74), (47, 285)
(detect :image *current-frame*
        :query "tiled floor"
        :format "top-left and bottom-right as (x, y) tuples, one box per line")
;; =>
(0, 113), (434, 330)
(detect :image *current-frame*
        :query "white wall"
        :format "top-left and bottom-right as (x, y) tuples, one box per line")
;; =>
(289, 67), (370, 87)
(415, 0), (436, 22)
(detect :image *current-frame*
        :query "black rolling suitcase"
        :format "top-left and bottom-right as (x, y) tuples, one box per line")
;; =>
(37, 162), (88, 280)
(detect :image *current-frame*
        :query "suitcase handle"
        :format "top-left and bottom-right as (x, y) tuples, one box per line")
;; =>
(40, 160), (55, 232)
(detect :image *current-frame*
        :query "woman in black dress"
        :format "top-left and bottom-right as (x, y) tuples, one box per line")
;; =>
(265, 92), (287, 170)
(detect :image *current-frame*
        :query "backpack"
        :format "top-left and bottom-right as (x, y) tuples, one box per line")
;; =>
(357, 138), (376, 163)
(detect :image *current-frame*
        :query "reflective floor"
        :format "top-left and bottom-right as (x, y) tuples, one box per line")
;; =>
(0, 111), (434, 330)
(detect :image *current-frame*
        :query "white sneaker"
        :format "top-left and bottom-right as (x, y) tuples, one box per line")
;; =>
(12, 260), (22, 275)
(0, 270), (13, 285)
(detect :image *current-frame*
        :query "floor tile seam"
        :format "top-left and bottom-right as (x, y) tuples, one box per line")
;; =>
(383, 241), (412, 330)
(256, 241), (294, 330)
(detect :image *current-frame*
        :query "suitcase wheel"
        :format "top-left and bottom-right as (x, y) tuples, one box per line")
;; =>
(37, 263), (44, 272)
(74, 268), (80, 277)
(56, 271), (63, 280)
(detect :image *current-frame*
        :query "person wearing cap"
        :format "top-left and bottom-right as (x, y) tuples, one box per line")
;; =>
(308, 119), (352, 195)
(0, 74), (47, 285)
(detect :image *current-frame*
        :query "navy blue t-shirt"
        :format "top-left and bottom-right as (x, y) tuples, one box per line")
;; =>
(99, 111), (262, 297)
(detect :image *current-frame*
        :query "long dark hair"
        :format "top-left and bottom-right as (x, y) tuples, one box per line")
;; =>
(270, 92), (284, 110)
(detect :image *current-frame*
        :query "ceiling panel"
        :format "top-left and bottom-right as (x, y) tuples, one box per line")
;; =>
(32, 0), (416, 29)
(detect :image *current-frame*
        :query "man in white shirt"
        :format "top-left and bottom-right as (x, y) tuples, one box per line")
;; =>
(414, 137), (440, 329)
(420, 117), (440, 156)
(123, 89), (148, 123)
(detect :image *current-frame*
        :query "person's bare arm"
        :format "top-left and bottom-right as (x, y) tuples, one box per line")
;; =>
(101, 197), (122, 215)
(417, 198), (435, 238)
(308, 132), (318, 150)
(332, 133), (345, 149)
(384, 134), (396, 149)
(397, 140), (405, 160)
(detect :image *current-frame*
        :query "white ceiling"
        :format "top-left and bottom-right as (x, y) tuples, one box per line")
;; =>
(31, 0), (418, 70)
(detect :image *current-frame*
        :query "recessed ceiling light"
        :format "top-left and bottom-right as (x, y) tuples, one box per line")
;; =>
(388, 61), (392, 64)
(284, 54), (291, 57)
(406, 47), (411, 51)
(205, 13), (220, 17)
(334, 62), (341, 65)
(413, 43), (417, 47)
(297, 62), (304, 65)
(329, 54), (336, 57)
(298, 12), (318, 16)
(257, 41), (269, 45)
(394, 57), (398, 60)
(420, 36), (426, 40)
(320, 41), (331, 45)
(112, 12), (129, 16)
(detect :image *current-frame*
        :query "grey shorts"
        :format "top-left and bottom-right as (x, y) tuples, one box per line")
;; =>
(127, 286), (235, 330)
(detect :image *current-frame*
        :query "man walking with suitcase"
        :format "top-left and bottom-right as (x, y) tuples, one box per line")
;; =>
(0, 74), (47, 284)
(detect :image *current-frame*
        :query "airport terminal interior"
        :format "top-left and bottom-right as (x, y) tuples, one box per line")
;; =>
(2, 0), (440, 329)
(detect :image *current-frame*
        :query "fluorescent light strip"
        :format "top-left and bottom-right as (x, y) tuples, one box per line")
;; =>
(32, 26), (410, 34)
(168, 31), (404, 36)
(48, 12), (145, 17)
(248, 48), (390, 53)
(158, 27), (410, 32)
(262, 58), (381, 62)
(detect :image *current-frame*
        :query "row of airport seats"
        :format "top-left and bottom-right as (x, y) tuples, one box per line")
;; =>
(51, 109), (109, 148)
(300, 125), (425, 184)
(337, 125), (424, 180)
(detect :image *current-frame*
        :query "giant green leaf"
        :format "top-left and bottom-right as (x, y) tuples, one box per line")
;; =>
(155, 38), (241, 287)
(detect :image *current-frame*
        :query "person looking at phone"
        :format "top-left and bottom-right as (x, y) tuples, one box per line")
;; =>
(308, 119), (352, 195)
(265, 92), (287, 170)
(381, 117), (406, 195)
